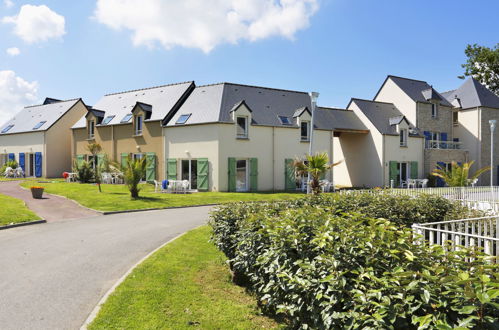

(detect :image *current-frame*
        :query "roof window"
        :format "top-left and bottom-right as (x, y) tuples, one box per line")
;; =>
(102, 115), (115, 125)
(278, 116), (292, 125)
(1, 125), (14, 133)
(32, 121), (47, 130)
(176, 114), (192, 125)
(120, 113), (133, 123)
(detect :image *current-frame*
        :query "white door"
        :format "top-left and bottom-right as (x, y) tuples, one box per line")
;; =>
(236, 159), (248, 192)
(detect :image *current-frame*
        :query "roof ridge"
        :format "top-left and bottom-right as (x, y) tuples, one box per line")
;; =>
(24, 98), (80, 109)
(318, 106), (350, 111)
(440, 88), (457, 95)
(104, 81), (194, 96)
(197, 81), (309, 95)
(351, 97), (395, 105)
(388, 75), (428, 84)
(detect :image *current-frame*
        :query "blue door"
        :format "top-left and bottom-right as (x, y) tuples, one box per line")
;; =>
(8, 153), (15, 161)
(436, 162), (446, 187)
(35, 152), (42, 178)
(19, 153), (25, 172)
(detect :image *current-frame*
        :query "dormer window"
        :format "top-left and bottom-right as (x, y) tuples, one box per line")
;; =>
(33, 121), (46, 130)
(88, 120), (95, 139)
(431, 103), (438, 118)
(236, 116), (248, 138)
(1, 124), (14, 133)
(453, 112), (458, 126)
(135, 115), (143, 135)
(400, 128), (408, 147)
(300, 121), (310, 141)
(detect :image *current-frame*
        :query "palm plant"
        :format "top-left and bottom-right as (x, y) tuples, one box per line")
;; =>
(431, 161), (490, 187)
(123, 156), (146, 199)
(86, 143), (103, 192)
(292, 152), (342, 195)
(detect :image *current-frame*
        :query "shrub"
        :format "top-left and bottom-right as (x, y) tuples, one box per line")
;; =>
(210, 198), (498, 329)
(1, 160), (18, 174)
(74, 160), (94, 183)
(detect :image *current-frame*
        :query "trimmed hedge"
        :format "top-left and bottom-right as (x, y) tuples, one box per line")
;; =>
(210, 195), (498, 329)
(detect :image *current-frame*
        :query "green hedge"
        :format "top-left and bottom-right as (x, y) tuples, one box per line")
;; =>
(210, 195), (498, 329)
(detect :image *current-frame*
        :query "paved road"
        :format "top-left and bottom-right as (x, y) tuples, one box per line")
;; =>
(0, 206), (211, 330)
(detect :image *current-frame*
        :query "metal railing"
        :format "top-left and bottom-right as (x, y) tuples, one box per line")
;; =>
(412, 216), (499, 261)
(425, 140), (462, 150)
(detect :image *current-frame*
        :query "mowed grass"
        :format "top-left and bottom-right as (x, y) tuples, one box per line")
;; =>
(19, 180), (301, 212)
(0, 193), (40, 226)
(88, 226), (282, 330)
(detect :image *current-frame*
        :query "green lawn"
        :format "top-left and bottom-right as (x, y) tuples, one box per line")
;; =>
(19, 180), (301, 212)
(88, 226), (282, 330)
(0, 193), (40, 226)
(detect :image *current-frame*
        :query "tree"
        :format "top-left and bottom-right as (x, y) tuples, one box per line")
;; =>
(431, 161), (490, 187)
(86, 143), (103, 192)
(292, 152), (342, 195)
(459, 43), (499, 95)
(123, 156), (146, 199)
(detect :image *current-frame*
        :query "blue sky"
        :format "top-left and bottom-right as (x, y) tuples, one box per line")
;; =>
(0, 0), (498, 123)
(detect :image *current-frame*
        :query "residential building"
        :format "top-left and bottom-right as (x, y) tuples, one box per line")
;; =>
(442, 78), (499, 185)
(0, 98), (87, 177)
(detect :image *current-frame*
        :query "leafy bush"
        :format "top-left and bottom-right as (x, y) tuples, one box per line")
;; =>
(1, 160), (18, 174)
(74, 160), (94, 183)
(210, 197), (498, 329)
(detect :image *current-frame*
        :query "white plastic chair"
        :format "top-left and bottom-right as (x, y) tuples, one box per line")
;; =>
(15, 167), (24, 178)
(182, 180), (190, 193)
(407, 179), (417, 188)
(420, 179), (428, 188)
(4, 167), (14, 178)
(154, 180), (164, 193)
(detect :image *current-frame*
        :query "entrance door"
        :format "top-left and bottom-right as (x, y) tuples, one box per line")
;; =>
(28, 153), (34, 177)
(181, 159), (198, 189)
(397, 162), (409, 186)
(236, 159), (248, 192)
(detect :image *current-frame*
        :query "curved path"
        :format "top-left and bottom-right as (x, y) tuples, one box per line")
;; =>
(0, 181), (99, 221)
(0, 206), (210, 330)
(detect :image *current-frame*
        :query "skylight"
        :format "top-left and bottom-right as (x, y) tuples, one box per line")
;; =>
(32, 121), (47, 130)
(102, 115), (115, 125)
(278, 116), (292, 125)
(1, 125), (14, 133)
(176, 114), (191, 125)
(121, 113), (133, 123)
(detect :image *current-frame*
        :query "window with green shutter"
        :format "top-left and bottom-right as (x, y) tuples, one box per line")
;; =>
(146, 152), (156, 183)
(250, 158), (258, 191)
(76, 154), (85, 167)
(410, 161), (418, 179)
(228, 157), (236, 192)
(197, 158), (209, 191)
(167, 158), (177, 181)
(389, 161), (398, 186)
(121, 153), (129, 169)
(285, 158), (295, 190)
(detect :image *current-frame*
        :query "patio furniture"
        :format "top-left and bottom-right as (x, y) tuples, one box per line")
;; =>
(154, 180), (168, 193)
(400, 180), (408, 188)
(419, 179), (428, 188)
(66, 172), (77, 183)
(4, 167), (14, 178)
(470, 178), (478, 187)
(14, 167), (24, 178)
(320, 180), (332, 192)
(407, 179), (417, 188)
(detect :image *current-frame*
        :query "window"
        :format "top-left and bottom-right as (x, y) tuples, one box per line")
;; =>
(278, 116), (291, 125)
(135, 115), (143, 135)
(399, 129), (408, 147)
(176, 114), (191, 125)
(236, 116), (248, 138)
(32, 121), (46, 130)
(181, 159), (197, 189)
(453, 112), (458, 126)
(1, 125), (14, 133)
(300, 121), (310, 141)
(431, 103), (438, 118)
(88, 120), (95, 139)
(120, 113), (133, 123)
(102, 115), (115, 125)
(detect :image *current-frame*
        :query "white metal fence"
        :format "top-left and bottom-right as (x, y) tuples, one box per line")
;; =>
(412, 216), (499, 262)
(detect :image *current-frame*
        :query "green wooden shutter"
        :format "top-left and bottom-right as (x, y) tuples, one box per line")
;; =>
(197, 158), (209, 191)
(389, 161), (398, 186)
(410, 161), (418, 179)
(97, 154), (105, 169)
(167, 159), (177, 181)
(228, 157), (236, 192)
(121, 153), (129, 169)
(250, 158), (258, 191)
(76, 155), (85, 167)
(146, 152), (156, 183)
(285, 158), (295, 191)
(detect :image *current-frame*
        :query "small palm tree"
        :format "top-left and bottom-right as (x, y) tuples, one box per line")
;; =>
(123, 156), (146, 199)
(86, 143), (103, 192)
(292, 152), (342, 195)
(432, 161), (490, 187)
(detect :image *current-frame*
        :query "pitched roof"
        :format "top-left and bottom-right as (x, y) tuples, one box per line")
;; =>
(377, 75), (452, 107)
(349, 98), (418, 136)
(72, 81), (194, 128)
(0, 98), (81, 135)
(441, 78), (499, 110)
(316, 107), (368, 132)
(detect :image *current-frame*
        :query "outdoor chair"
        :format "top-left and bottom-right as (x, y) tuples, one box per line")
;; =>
(154, 180), (167, 193)
(407, 179), (417, 188)
(4, 167), (14, 178)
(470, 178), (478, 187)
(14, 167), (24, 178)
(420, 179), (428, 188)
(320, 180), (332, 192)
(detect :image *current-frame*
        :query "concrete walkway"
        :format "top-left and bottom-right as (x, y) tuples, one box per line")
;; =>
(0, 206), (210, 330)
(0, 181), (99, 222)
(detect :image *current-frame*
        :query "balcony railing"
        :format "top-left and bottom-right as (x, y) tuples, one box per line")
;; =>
(425, 139), (462, 150)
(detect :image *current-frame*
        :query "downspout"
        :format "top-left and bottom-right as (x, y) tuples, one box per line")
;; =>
(330, 130), (334, 183)
(162, 123), (166, 181)
(382, 134), (385, 187)
(43, 131), (47, 178)
(272, 126), (275, 192)
(111, 125), (115, 162)
(478, 107), (482, 183)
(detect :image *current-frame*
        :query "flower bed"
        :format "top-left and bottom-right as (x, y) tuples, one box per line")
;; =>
(210, 194), (498, 329)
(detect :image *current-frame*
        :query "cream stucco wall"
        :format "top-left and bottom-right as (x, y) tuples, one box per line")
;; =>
(383, 134), (424, 186)
(374, 78), (417, 125)
(0, 131), (45, 176)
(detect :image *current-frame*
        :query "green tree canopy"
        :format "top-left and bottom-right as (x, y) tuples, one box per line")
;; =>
(459, 43), (499, 95)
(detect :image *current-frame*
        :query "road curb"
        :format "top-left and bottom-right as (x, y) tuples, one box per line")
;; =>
(102, 203), (219, 215)
(0, 219), (46, 230)
(80, 226), (203, 329)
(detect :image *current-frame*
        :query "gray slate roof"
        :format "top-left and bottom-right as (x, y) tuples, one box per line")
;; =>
(72, 81), (194, 128)
(349, 98), (418, 136)
(0, 99), (81, 135)
(379, 75), (452, 107)
(441, 78), (499, 110)
(316, 107), (368, 131)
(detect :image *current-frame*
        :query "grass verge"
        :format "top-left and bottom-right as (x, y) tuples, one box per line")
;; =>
(19, 180), (301, 212)
(88, 226), (281, 329)
(0, 193), (40, 226)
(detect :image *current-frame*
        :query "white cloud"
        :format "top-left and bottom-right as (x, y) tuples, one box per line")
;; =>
(6, 47), (20, 56)
(0, 71), (39, 126)
(2, 4), (66, 43)
(4, 0), (14, 8)
(94, 0), (319, 53)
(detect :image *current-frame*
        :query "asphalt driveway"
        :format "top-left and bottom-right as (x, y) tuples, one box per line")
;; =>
(0, 206), (211, 330)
